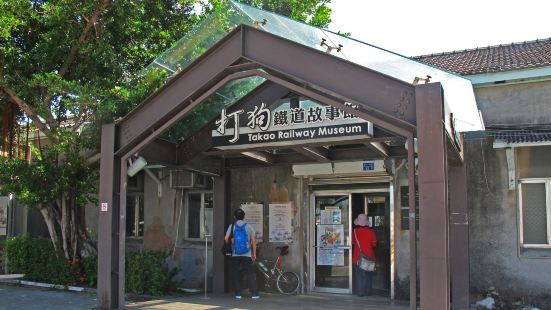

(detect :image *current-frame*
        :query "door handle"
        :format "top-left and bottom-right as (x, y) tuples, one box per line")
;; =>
(313, 245), (351, 249)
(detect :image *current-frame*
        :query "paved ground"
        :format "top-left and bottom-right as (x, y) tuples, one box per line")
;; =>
(126, 293), (410, 310)
(0, 284), (96, 310)
(0, 284), (410, 310)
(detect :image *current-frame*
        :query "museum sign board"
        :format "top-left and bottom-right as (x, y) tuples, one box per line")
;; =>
(212, 102), (373, 149)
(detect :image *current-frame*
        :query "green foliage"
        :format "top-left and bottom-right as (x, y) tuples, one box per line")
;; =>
(0, 138), (97, 207)
(206, 0), (332, 28)
(6, 235), (98, 286)
(1, 0), (335, 261)
(8, 238), (176, 293)
(80, 255), (98, 287)
(125, 251), (180, 296)
(5, 235), (86, 285)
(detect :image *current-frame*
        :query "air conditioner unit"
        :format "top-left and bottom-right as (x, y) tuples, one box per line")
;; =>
(169, 170), (195, 189)
(170, 170), (210, 189)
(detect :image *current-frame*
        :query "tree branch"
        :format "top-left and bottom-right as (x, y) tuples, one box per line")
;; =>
(0, 61), (53, 138)
(58, 0), (111, 77)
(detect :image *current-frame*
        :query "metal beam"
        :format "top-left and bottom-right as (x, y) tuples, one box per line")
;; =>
(449, 160), (469, 310)
(185, 154), (223, 176)
(116, 28), (244, 155)
(117, 158), (127, 310)
(178, 81), (289, 165)
(241, 25), (417, 126)
(292, 146), (330, 162)
(212, 166), (228, 293)
(97, 124), (120, 310)
(225, 146), (404, 168)
(140, 139), (178, 166)
(251, 68), (414, 138)
(240, 151), (274, 164)
(365, 141), (390, 158)
(416, 83), (450, 310)
(205, 136), (400, 156)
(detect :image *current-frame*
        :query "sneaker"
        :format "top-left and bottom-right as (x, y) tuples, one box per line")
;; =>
(252, 295), (260, 299)
(235, 296), (242, 299)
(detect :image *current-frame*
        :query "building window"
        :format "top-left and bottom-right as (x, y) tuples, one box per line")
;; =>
(517, 146), (551, 250)
(126, 194), (144, 238)
(519, 180), (550, 247)
(185, 192), (213, 240)
(400, 186), (419, 230)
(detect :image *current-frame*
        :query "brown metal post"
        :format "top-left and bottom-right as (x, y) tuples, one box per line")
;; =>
(407, 135), (417, 310)
(416, 83), (450, 310)
(212, 166), (228, 293)
(98, 124), (120, 309)
(449, 158), (469, 309)
(118, 158), (128, 309)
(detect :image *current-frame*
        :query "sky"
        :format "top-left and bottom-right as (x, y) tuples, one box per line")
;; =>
(327, 0), (551, 57)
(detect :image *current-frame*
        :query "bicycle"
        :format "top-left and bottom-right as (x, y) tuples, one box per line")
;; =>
(255, 245), (300, 295)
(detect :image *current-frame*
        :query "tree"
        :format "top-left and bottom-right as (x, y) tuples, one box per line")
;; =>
(0, 0), (199, 260)
(205, 0), (332, 28)
(0, 0), (332, 262)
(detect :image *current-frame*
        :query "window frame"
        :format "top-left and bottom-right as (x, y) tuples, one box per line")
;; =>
(518, 178), (551, 248)
(126, 193), (145, 239)
(184, 190), (213, 241)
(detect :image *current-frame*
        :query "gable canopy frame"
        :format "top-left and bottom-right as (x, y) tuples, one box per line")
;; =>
(98, 24), (465, 310)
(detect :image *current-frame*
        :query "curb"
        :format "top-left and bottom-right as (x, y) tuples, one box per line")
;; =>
(0, 277), (96, 293)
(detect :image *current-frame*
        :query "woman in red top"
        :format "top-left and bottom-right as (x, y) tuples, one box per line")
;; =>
(352, 213), (377, 297)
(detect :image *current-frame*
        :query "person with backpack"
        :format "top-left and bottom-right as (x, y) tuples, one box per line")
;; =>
(224, 208), (259, 299)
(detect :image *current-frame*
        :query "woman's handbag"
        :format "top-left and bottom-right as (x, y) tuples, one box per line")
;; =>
(354, 230), (376, 271)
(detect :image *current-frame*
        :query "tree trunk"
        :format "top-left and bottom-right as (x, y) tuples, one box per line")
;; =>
(39, 194), (87, 260)
(59, 193), (70, 259)
(38, 203), (60, 251)
(70, 198), (78, 260)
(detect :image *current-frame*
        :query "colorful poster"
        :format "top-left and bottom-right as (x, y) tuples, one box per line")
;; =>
(330, 210), (342, 224)
(269, 203), (293, 243)
(320, 210), (331, 224)
(317, 247), (344, 266)
(316, 224), (345, 266)
(241, 203), (264, 242)
(320, 208), (341, 225)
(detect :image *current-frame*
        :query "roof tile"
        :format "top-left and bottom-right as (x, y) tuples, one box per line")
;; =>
(414, 38), (551, 75)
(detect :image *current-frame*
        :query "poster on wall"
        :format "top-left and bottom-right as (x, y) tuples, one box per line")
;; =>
(241, 203), (264, 242)
(269, 203), (293, 243)
(320, 210), (331, 224)
(320, 209), (341, 225)
(316, 224), (345, 266)
(317, 247), (344, 266)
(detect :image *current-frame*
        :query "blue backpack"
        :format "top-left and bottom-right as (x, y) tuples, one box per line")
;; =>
(233, 223), (250, 255)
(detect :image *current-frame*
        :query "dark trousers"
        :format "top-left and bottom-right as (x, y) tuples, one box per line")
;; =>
(231, 256), (258, 296)
(354, 264), (374, 297)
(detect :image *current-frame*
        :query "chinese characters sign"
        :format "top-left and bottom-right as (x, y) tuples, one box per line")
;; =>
(269, 203), (293, 243)
(212, 102), (372, 149)
(241, 203), (264, 242)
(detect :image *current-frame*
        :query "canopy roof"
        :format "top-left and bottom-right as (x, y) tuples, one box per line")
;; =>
(144, 1), (483, 133)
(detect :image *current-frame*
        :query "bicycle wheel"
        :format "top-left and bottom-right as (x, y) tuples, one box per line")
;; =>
(276, 271), (300, 295)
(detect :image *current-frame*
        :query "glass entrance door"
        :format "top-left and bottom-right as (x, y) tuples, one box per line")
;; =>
(311, 194), (351, 293)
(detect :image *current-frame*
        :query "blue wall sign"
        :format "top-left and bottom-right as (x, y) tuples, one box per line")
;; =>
(362, 162), (375, 171)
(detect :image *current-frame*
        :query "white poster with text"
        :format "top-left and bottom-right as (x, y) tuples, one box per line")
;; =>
(241, 203), (264, 242)
(269, 203), (293, 243)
